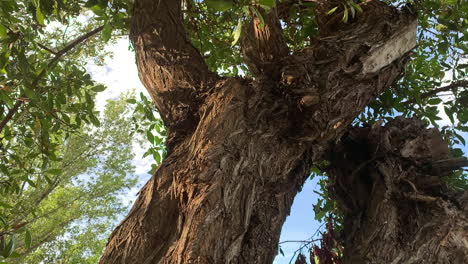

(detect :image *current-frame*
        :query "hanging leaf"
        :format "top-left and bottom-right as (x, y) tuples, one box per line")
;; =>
(36, 7), (45, 26)
(25, 230), (32, 249)
(349, 1), (363, 13)
(231, 19), (243, 47)
(147, 130), (154, 143)
(1, 235), (15, 258)
(0, 25), (6, 38)
(342, 5), (349, 22)
(0, 216), (7, 227)
(102, 23), (113, 42)
(326, 6), (339, 15)
(251, 7), (265, 27)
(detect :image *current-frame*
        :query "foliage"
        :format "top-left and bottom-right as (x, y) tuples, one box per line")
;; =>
(127, 92), (167, 175)
(0, 95), (138, 263)
(0, 0), (135, 261)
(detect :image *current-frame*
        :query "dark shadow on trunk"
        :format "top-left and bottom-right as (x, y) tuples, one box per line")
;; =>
(327, 117), (468, 264)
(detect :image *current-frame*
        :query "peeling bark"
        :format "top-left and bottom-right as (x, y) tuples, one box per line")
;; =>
(327, 117), (468, 263)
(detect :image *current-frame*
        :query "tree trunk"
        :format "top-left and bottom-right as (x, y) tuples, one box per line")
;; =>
(327, 117), (468, 264)
(98, 1), (467, 263)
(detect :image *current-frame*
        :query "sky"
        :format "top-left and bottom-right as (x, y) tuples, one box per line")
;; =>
(86, 37), (467, 264)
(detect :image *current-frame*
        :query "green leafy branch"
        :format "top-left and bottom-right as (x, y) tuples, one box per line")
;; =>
(0, 26), (104, 134)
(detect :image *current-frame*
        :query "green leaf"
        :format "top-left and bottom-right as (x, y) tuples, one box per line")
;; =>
(259, 0), (275, 10)
(205, 0), (233, 12)
(251, 7), (265, 27)
(25, 178), (37, 188)
(90, 5), (105, 16)
(43, 175), (54, 185)
(0, 216), (7, 227)
(126, 99), (137, 104)
(327, 6), (339, 15)
(349, 3), (355, 18)
(454, 132), (466, 146)
(36, 7), (45, 26)
(314, 209), (327, 221)
(0, 25), (6, 38)
(1, 235), (15, 258)
(91, 84), (107, 92)
(342, 5), (349, 22)
(428, 98), (442, 105)
(349, 1), (363, 13)
(259, 0), (275, 7)
(24, 88), (38, 100)
(0, 91), (14, 108)
(231, 19), (242, 47)
(89, 113), (101, 126)
(153, 151), (161, 164)
(146, 130), (154, 143)
(102, 24), (113, 42)
(46, 169), (62, 175)
(0, 201), (13, 209)
(25, 230), (32, 249)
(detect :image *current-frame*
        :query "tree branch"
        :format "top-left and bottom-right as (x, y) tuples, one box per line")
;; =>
(130, 0), (216, 131)
(241, 6), (289, 79)
(0, 26), (104, 134)
(36, 42), (58, 55)
(403, 80), (468, 105)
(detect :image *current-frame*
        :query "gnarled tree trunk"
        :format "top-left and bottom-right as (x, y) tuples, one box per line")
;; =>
(327, 117), (468, 263)
(99, 0), (466, 263)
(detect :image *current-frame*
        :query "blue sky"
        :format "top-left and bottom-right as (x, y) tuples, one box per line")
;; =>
(87, 38), (467, 264)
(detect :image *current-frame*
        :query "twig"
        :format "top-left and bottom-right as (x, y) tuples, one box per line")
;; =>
(0, 26), (104, 133)
(279, 239), (321, 244)
(36, 42), (58, 55)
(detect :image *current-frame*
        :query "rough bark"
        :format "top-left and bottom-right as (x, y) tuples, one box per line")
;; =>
(327, 117), (468, 264)
(100, 1), (425, 263)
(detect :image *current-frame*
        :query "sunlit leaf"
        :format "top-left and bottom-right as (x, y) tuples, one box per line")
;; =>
(231, 19), (242, 47)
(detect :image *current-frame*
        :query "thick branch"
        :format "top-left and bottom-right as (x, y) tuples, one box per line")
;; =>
(241, 6), (289, 79)
(276, 0), (417, 146)
(0, 26), (104, 134)
(130, 0), (216, 131)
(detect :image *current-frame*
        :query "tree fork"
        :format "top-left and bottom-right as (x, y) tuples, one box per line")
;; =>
(101, 1), (419, 263)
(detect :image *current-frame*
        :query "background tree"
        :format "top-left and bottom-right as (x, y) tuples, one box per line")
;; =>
(0, 0), (133, 261)
(0, 0), (466, 263)
(1, 94), (138, 263)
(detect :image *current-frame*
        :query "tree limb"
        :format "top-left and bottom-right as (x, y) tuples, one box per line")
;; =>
(403, 80), (468, 105)
(241, 6), (289, 79)
(130, 0), (216, 131)
(0, 26), (104, 134)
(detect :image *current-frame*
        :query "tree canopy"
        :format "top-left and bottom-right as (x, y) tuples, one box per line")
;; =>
(0, 0), (467, 263)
